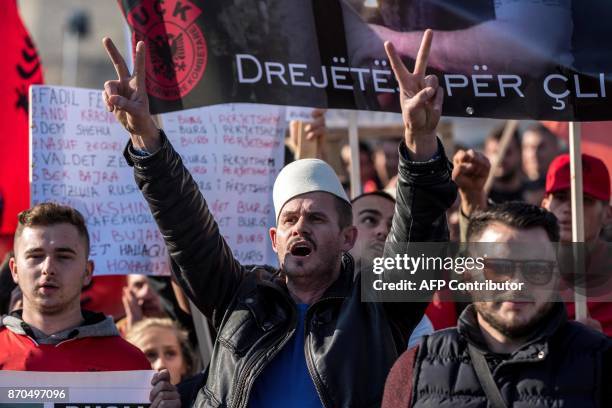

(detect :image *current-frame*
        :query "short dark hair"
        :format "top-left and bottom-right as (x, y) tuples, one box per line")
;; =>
(467, 201), (560, 242)
(524, 123), (558, 144)
(359, 141), (374, 156)
(351, 190), (395, 205)
(485, 123), (520, 149)
(334, 196), (353, 229)
(15, 203), (90, 254)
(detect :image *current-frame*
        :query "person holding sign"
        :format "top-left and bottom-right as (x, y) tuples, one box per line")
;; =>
(0, 203), (151, 371)
(102, 29), (455, 407)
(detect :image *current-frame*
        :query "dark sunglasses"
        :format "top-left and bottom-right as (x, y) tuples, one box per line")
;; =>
(482, 258), (556, 285)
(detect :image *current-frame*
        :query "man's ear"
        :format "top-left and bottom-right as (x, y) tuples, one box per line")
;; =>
(9, 256), (18, 285)
(269, 227), (279, 253)
(83, 260), (94, 286)
(541, 194), (551, 210)
(341, 226), (358, 252)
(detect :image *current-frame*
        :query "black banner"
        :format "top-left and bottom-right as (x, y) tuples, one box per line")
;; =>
(119, 0), (612, 121)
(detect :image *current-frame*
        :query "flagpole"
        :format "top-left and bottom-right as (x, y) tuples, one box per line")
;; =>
(569, 121), (587, 321)
(348, 111), (362, 199)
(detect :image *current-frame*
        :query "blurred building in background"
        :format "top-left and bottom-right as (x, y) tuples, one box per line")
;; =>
(19, 0), (126, 88)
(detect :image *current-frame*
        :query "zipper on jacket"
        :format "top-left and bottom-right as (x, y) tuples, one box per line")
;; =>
(303, 296), (345, 408)
(231, 303), (298, 408)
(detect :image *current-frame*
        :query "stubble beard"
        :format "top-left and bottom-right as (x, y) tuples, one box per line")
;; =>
(475, 300), (556, 340)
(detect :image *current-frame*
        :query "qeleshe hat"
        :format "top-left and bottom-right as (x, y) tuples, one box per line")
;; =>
(273, 159), (350, 220)
(545, 154), (610, 201)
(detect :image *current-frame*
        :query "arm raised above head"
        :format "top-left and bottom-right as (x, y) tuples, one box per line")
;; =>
(124, 131), (245, 326)
(103, 37), (245, 324)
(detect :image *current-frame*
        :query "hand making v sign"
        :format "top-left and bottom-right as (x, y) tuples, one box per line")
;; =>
(385, 30), (443, 161)
(102, 37), (160, 152)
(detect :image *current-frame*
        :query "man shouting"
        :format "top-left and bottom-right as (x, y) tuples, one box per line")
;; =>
(102, 30), (456, 407)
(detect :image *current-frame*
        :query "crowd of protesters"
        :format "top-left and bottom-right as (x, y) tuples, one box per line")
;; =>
(0, 29), (611, 408)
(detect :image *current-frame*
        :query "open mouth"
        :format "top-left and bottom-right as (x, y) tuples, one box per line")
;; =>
(289, 242), (313, 257)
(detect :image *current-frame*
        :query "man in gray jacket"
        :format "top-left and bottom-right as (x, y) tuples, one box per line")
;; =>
(102, 30), (456, 407)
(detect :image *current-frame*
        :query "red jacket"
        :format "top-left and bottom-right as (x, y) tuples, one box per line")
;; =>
(0, 310), (150, 371)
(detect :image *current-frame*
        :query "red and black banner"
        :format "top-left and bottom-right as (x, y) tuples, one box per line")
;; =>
(119, 0), (612, 121)
(0, 0), (44, 235)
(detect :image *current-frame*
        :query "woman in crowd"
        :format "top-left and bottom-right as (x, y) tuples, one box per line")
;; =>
(127, 317), (197, 385)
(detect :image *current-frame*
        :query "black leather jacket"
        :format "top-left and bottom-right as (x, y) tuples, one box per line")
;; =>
(125, 132), (457, 408)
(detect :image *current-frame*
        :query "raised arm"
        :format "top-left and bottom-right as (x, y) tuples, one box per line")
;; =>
(384, 30), (456, 245)
(102, 38), (244, 325)
(380, 31), (457, 329)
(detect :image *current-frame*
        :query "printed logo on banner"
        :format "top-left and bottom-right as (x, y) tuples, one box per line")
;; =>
(126, 0), (207, 101)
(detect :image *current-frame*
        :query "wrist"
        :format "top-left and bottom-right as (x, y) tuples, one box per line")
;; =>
(130, 119), (161, 152)
(459, 189), (486, 216)
(404, 129), (438, 161)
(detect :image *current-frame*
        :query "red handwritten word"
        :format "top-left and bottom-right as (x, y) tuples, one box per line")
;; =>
(237, 216), (268, 228)
(236, 233), (265, 244)
(178, 115), (202, 124)
(222, 166), (272, 177)
(180, 135), (209, 147)
(222, 135), (281, 149)
(221, 124), (279, 137)
(211, 200), (230, 213)
(80, 109), (117, 124)
(85, 141), (124, 152)
(190, 166), (208, 175)
(111, 228), (162, 243)
(233, 249), (264, 263)
(236, 201), (272, 215)
(79, 170), (119, 185)
(217, 113), (280, 126)
(106, 259), (169, 274)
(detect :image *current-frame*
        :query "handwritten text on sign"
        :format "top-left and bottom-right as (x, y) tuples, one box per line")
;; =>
(30, 86), (285, 275)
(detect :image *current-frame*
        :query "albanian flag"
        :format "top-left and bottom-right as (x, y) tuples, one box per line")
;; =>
(0, 0), (43, 234)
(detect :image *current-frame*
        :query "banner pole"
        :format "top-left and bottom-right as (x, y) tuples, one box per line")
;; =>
(189, 300), (214, 369)
(348, 111), (361, 199)
(483, 120), (519, 196)
(569, 121), (587, 321)
(156, 110), (213, 366)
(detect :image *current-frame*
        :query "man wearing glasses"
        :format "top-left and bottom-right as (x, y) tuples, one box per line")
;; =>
(382, 202), (612, 408)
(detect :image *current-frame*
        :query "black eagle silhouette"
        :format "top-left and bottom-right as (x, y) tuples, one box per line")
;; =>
(150, 33), (186, 81)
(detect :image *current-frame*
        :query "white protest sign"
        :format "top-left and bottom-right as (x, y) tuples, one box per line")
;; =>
(0, 370), (154, 407)
(30, 86), (286, 275)
(285, 106), (314, 122)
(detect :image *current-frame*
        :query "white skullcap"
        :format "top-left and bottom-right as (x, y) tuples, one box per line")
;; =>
(273, 158), (350, 220)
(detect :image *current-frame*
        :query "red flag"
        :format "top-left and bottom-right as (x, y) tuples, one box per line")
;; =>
(542, 121), (612, 189)
(0, 0), (44, 235)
